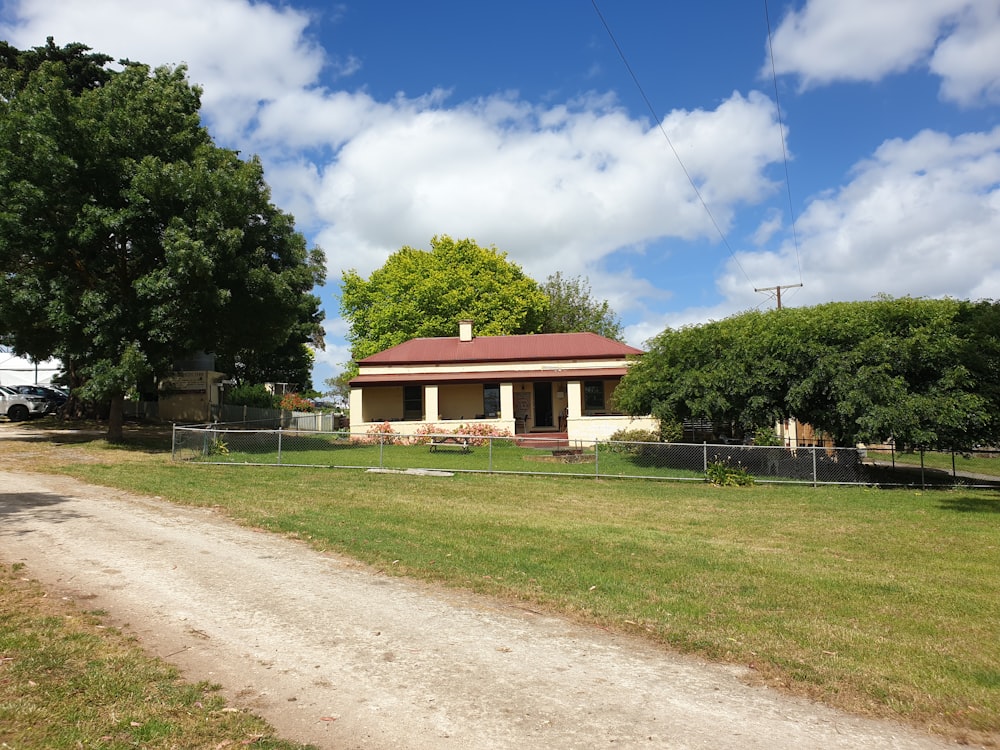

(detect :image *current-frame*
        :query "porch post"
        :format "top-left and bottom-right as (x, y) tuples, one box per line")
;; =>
(566, 381), (583, 419)
(424, 384), (439, 423)
(500, 382), (514, 431)
(566, 381), (582, 443)
(349, 388), (364, 434)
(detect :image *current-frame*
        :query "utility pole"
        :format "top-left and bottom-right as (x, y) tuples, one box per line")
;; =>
(755, 283), (802, 310)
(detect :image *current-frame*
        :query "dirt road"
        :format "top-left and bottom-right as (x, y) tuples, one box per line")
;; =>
(0, 469), (960, 749)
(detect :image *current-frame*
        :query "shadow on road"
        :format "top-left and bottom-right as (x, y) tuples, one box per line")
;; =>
(0, 490), (85, 533)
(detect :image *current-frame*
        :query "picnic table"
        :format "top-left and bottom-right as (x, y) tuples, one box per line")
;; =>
(429, 436), (471, 453)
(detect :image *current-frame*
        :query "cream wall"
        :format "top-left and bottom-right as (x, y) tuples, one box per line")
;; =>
(360, 386), (403, 423)
(438, 384), (484, 420)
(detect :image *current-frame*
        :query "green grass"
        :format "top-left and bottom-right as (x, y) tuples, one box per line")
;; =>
(0, 563), (315, 750)
(869, 447), (1000, 478)
(4, 422), (999, 745)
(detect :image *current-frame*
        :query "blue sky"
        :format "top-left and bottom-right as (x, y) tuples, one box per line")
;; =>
(3, 0), (999, 390)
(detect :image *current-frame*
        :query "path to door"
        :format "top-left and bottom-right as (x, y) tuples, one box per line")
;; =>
(0, 470), (957, 750)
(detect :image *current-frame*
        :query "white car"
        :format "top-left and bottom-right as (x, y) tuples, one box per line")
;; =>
(0, 384), (49, 421)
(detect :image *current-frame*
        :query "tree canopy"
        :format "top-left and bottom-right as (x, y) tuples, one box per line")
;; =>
(613, 297), (1000, 449)
(340, 236), (549, 362)
(0, 40), (325, 440)
(540, 271), (623, 341)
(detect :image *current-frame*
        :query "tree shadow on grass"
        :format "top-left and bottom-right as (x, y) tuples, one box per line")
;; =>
(936, 493), (1000, 513)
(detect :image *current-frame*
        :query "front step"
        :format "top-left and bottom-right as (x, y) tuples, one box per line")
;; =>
(515, 432), (569, 449)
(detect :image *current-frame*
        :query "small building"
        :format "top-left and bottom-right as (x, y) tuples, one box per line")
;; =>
(348, 321), (657, 442)
(158, 370), (226, 423)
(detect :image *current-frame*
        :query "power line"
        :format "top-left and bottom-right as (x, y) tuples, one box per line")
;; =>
(590, 0), (754, 286)
(764, 0), (804, 286)
(754, 282), (802, 310)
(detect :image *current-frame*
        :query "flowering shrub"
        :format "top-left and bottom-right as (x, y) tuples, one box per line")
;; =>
(279, 392), (315, 412)
(705, 457), (754, 487)
(452, 422), (514, 447)
(412, 423), (443, 445)
(360, 421), (400, 444)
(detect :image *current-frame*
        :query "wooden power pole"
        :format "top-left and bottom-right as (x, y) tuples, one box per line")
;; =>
(754, 283), (802, 310)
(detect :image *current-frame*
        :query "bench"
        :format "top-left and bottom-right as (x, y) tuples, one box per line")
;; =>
(429, 436), (471, 453)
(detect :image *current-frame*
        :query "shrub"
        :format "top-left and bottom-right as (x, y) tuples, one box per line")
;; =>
(605, 428), (660, 455)
(226, 383), (279, 409)
(705, 457), (755, 487)
(752, 426), (783, 446)
(453, 422), (514, 447)
(359, 421), (399, 444)
(279, 392), (315, 412)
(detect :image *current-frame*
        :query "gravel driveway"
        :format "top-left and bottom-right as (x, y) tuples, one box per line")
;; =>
(0, 469), (960, 749)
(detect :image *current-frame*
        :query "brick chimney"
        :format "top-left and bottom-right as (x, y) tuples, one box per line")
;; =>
(458, 319), (473, 342)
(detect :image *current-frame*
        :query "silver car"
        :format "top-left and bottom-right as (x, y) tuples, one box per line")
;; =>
(0, 384), (49, 421)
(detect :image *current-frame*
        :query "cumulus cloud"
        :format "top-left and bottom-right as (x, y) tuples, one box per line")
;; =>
(768, 0), (1000, 106)
(699, 126), (1000, 325)
(309, 90), (785, 281)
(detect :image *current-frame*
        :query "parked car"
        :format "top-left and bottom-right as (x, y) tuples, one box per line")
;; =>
(13, 384), (68, 414)
(0, 384), (49, 421)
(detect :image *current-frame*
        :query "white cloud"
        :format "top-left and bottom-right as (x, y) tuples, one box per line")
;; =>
(309, 90), (785, 281)
(0, 0), (328, 140)
(768, 0), (1000, 106)
(703, 126), (1000, 321)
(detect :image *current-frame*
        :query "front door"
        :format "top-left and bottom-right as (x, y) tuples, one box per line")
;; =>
(533, 382), (553, 428)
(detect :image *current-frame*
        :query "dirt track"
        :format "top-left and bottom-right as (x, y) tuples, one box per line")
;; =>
(0, 468), (962, 749)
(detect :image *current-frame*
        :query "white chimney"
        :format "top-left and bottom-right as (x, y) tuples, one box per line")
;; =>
(459, 319), (473, 342)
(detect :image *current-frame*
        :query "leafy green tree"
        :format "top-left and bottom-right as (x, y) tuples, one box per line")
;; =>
(540, 272), (623, 341)
(340, 235), (548, 363)
(0, 41), (325, 441)
(615, 297), (998, 449)
(323, 371), (353, 410)
(216, 341), (317, 393)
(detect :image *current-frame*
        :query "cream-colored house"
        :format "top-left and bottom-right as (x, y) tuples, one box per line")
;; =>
(349, 321), (657, 443)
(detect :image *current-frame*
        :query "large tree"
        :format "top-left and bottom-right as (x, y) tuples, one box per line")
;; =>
(614, 297), (999, 449)
(340, 235), (548, 363)
(0, 40), (325, 440)
(539, 271), (623, 341)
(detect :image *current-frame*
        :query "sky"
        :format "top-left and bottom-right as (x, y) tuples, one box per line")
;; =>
(2, 0), (999, 390)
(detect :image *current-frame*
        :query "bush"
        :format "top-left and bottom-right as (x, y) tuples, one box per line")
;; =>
(706, 458), (754, 487)
(226, 383), (279, 409)
(605, 428), (661, 455)
(279, 392), (315, 412)
(453, 422), (514, 447)
(752, 427), (783, 446)
(359, 421), (399, 444)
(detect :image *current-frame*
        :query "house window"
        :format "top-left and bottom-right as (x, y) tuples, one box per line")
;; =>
(483, 384), (500, 418)
(584, 380), (605, 411)
(403, 385), (423, 420)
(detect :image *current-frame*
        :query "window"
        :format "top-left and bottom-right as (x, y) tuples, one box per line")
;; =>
(584, 380), (605, 411)
(403, 385), (423, 420)
(483, 384), (500, 418)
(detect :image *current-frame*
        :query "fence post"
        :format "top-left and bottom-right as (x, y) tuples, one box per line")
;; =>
(488, 435), (493, 473)
(277, 428), (283, 465)
(703, 442), (708, 472)
(594, 440), (599, 478)
(920, 447), (926, 490)
(171, 423), (177, 461)
(812, 445), (818, 487)
(379, 431), (385, 468)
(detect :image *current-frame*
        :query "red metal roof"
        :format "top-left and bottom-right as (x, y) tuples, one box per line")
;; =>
(358, 332), (643, 366)
(350, 367), (630, 387)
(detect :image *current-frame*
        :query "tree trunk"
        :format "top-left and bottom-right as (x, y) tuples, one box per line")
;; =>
(107, 393), (125, 443)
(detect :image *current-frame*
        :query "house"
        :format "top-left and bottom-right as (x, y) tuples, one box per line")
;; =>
(348, 320), (658, 442)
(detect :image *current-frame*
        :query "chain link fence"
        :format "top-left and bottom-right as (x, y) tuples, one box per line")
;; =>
(171, 424), (1000, 487)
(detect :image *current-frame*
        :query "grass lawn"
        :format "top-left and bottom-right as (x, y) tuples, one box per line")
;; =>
(0, 561), (314, 750)
(869, 447), (1000, 478)
(3, 420), (999, 746)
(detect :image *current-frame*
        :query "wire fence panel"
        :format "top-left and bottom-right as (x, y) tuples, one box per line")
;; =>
(171, 425), (1000, 488)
